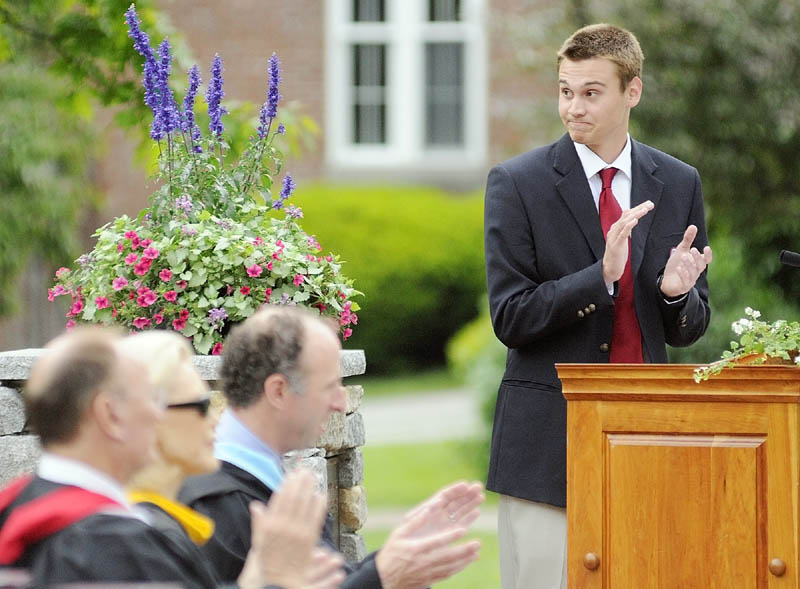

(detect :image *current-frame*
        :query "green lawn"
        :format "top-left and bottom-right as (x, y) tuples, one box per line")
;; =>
(348, 367), (462, 397)
(363, 439), (495, 507)
(362, 439), (499, 587)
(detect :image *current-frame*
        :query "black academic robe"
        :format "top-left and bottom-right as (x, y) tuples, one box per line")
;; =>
(180, 460), (383, 588)
(0, 476), (216, 588)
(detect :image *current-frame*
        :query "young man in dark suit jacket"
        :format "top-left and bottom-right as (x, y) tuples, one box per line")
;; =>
(484, 23), (713, 588)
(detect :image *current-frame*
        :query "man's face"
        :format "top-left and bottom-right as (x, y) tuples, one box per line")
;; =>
(558, 57), (640, 157)
(283, 324), (347, 452)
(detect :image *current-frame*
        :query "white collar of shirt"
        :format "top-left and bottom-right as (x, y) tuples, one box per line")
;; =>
(574, 135), (633, 211)
(37, 452), (144, 520)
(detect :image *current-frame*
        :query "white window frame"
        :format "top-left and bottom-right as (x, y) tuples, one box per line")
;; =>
(325, 0), (487, 174)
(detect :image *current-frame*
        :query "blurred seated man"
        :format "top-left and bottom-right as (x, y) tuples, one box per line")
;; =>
(0, 327), (333, 588)
(180, 305), (484, 588)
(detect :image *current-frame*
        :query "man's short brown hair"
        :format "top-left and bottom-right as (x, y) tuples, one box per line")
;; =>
(557, 23), (644, 90)
(25, 328), (121, 446)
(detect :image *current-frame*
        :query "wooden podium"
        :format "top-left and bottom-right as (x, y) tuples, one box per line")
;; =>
(557, 363), (800, 588)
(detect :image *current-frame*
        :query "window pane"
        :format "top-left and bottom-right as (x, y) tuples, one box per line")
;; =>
(429, 0), (460, 21)
(352, 44), (387, 144)
(353, 0), (385, 22)
(425, 43), (463, 146)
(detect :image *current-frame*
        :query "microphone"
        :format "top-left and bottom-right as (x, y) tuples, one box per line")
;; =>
(780, 250), (800, 268)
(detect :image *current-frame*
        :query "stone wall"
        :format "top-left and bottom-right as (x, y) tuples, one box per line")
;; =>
(0, 348), (368, 561)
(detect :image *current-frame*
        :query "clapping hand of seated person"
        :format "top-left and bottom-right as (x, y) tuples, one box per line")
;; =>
(659, 224), (713, 298)
(302, 547), (345, 589)
(375, 481), (484, 589)
(238, 468), (340, 589)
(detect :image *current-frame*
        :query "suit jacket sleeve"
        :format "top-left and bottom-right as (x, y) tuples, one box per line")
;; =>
(484, 163), (614, 350)
(655, 167), (711, 347)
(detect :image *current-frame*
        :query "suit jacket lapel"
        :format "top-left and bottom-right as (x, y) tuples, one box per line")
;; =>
(629, 140), (664, 276)
(552, 135), (606, 261)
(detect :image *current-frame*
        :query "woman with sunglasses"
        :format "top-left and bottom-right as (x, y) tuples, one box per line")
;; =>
(122, 331), (344, 588)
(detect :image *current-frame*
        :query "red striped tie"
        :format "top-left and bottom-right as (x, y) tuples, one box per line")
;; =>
(598, 167), (643, 363)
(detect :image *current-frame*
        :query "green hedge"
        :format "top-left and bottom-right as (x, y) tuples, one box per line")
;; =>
(294, 184), (485, 374)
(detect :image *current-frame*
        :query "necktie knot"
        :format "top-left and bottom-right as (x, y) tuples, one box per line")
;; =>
(600, 167), (618, 191)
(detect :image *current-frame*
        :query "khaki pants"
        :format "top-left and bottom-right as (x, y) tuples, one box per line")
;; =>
(498, 495), (567, 589)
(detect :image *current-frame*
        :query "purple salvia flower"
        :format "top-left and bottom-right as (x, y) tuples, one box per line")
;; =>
(272, 173), (295, 210)
(267, 53), (281, 118)
(208, 307), (228, 326)
(206, 54), (227, 137)
(285, 205), (303, 219)
(125, 5), (162, 132)
(156, 38), (179, 136)
(277, 123), (286, 135)
(175, 195), (193, 212)
(257, 53), (282, 139)
(182, 65), (201, 133)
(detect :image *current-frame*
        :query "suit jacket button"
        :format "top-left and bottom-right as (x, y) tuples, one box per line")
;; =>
(577, 310), (585, 318)
(588, 303), (596, 312)
(600, 343), (609, 353)
(584, 307), (591, 314)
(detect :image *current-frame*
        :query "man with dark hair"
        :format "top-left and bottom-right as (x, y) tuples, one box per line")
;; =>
(0, 327), (340, 587)
(181, 305), (485, 588)
(484, 23), (713, 588)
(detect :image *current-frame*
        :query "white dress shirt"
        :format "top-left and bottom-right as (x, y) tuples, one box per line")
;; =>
(573, 135), (633, 212)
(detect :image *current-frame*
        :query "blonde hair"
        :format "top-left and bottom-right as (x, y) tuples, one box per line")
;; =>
(118, 331), (195, 402)
(557, 23), (644, 90)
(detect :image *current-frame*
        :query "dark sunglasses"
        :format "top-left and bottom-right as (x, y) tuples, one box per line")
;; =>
(167, 397), (212, 416)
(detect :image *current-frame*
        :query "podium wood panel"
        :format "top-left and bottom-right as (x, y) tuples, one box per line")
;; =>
(559, 364), (800, 588)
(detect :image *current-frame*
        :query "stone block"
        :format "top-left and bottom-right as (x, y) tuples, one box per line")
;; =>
(283, 447), (327, 494)
(345, 384), (364, 415)
(320, 412), (365, 455)
(339, 532), (367, 562)
(338, 448), (364, 487)
(0, 387), (25, 435)
(0, 436), (40, 486)
(339, 485), (367, 532)
(340, 350), (366, 378)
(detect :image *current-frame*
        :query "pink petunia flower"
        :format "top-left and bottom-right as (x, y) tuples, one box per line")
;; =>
(266, 261), (273, 271)
(246, 264), (263, 278)
(133, 317), (151, 329)
(112, 277), (129, 291)
(240, 286), (251, 296)
(125, 253), (138, 265)
(141, 239), (152, 248)
(176, 280), (188, 290)
(117, 242), (124, 253)
(65, 319), (76, 330)
(179, 309), (190, 320)
(342, 327), (353, 340)
(134, 259), (152, 276)
(164, 290), (178, 302)
(159, 268), (173, 282)
(293, 274), (304, 286)
(141, 246), (159, 260)
(55, 267), (70, 279)
(52, 284), (67, 297)
(137, 291), (157, 307)
(153, 313), (164, 325)
(70, 300), (84, 316)
(211, 342), (224, 355)
(253, 236), (264, 246)
(47, 289), (55, 302)
(95, 297), (110, 309)
(172, 317), (187, 331)
(265, 287), (272, 300)
(226, 285), (234, 295)
(131, 236), (142, 250)
(124, 231), (138, 240)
